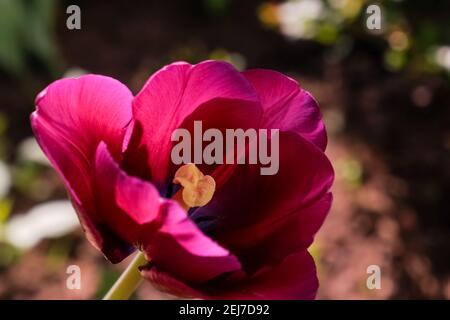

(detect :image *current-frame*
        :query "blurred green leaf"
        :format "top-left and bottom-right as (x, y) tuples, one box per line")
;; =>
(0, 112), (8, 136)
(0, 0), (58, 77)
(25, 0), (59, 75)
(384, 49), (407, 71)
(95, 267), (122, 299)
(203, 0), (231, 17)
(316, 22), (340, 45)
(12, 162), (42, 195)
(0, 243), (19, 267)
(0, 0), (27, 75)
(0, 198), (13, 224)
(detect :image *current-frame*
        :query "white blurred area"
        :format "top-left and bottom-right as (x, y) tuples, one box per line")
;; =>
(278, 0), (325, 40)
(435, 46), (450, 72)
(63, 67), (88, 79)
(0, 161), (11, 199)
(2, 200), (79, 249)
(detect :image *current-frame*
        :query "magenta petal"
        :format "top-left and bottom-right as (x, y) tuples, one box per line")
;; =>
(243, 69), (327, 151)
(99, 139), (242, 281)
(220, 251), (318, 300)
(128, 60), (260, 190)
(31, 75), (133, 262)
(94, 142), (162, 246)
(144, 200), (242, 283)
(95, 143), (241, 283)
(192, 132), (334, 271)
(141, 251), (318, 300)
(140, 265), (206, 299)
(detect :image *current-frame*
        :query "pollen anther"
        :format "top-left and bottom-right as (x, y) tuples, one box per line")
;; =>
(172, 163), (216, 210)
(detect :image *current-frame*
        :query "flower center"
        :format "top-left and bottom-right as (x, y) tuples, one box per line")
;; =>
(172, 163), (216, 211)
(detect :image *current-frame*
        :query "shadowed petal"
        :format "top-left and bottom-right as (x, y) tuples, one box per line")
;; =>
(219, 251), (318, 300)
(192, 132), (334, 272)
(143, 200), (242, 283)
(141, 251), (318, 300)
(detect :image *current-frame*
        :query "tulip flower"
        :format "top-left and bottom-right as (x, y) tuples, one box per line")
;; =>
(31, 60), (334, 299)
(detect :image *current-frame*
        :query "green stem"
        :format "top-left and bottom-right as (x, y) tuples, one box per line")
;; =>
(103, 251), (147, 300)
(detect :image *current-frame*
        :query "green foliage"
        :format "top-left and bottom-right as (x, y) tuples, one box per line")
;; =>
(95, 267), (122, 299)
(0, 198), (12, 224)
(0, 0), (59, 77)
(0, 243), (19, 267)
(203, 0), (231, 17)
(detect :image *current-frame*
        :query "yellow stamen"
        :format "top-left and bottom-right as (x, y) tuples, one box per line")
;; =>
(172, 163), (216, 211)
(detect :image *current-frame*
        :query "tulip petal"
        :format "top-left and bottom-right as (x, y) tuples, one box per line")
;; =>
(140, 264), (205, 299)
(219, 251), (318, 300)
(94, 142), (161, 245)
(141, 251), (318, 300)
(143, 200), (242, 283)
(31, 75), (134, 262)
(126, 60), (260, 192)
(243, 69), (327, 151)
(192, 132), (334, 272)
(95, 143), (241, 283)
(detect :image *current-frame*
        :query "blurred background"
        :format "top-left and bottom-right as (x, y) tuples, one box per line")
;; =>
(0, 0), (449, 299)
